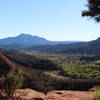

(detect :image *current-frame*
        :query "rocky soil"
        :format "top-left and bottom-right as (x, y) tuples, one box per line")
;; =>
(15, 89), (94, 100)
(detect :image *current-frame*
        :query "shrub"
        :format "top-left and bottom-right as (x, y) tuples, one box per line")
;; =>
(0, 71), (24, 100)
(93, 87), (100, 100)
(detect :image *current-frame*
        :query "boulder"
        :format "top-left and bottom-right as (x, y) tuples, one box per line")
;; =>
(15, 89), (45, 100)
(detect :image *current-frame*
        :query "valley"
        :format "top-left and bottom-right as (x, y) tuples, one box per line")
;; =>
(1, 48), (100, 92)
(1, 0), (100, 99)
(0, 34), (100, 99)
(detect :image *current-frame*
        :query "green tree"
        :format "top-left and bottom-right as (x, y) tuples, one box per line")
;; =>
(82, 0), (100, 22)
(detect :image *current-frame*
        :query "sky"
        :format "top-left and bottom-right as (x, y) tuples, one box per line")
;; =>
(0, 0), (100, 41)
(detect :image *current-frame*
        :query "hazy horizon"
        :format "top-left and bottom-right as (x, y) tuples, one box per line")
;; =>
(0, 0), (100, 41)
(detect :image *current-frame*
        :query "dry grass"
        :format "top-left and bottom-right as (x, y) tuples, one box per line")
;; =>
(93, 87), (100, 100)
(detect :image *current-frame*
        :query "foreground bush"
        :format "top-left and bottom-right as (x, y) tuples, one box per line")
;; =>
(0, 72), (24, 100)
(93, 87), (100, 100)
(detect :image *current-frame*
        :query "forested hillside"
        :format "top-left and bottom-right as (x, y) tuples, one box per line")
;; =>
(0, 50), (100, 93)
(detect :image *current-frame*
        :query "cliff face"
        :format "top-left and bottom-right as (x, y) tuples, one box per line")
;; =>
(15, 89), (94, 100)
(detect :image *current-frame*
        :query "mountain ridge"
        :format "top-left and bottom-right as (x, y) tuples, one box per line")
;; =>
(27, 37), (100, 55)
(0, 33), (82, 49)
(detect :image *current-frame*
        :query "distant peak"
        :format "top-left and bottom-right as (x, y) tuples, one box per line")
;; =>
(17, 33), (45, 40)
(17, 33), (34, 38)
(19, 33), (31, 36)
(18, 33), (43, 39)
(20, 33), (25, 35)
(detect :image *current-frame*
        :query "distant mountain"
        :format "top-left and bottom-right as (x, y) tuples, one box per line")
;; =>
(0, 33), (81, 49)
(27, 37), (100, 55)
(0, 33), (50, 48)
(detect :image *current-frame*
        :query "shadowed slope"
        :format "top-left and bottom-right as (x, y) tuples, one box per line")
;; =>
(0, 52), (19, 76)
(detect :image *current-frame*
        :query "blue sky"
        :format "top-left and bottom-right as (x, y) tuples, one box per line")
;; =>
(0, 0), (100, 41)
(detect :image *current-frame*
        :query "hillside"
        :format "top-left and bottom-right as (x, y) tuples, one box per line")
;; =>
(0, 52), (19, 76)
(0, 52), (95, 100)
(0, 50), (100, 93)
(0, 51), (61, 93)
(27, 37), (100, 55)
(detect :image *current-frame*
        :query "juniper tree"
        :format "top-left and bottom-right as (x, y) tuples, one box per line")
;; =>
(82, 0), (100, 22)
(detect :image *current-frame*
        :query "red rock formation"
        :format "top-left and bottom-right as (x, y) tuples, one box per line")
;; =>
(15, 89), (45, 100)
(45, 90), (94, 100)
(14, 89), (94, 100)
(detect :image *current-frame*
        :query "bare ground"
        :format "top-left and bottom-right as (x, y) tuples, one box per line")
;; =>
(15, 89), (94, 100)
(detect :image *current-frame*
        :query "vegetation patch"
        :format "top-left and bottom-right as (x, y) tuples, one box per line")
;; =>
(93, 87), (100, 100)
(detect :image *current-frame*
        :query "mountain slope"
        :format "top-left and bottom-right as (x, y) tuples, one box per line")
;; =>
(0, 52), (19, 76)
(0, 33), (50, 48)
(61, 37), (100, 55)
(27, 37), (100, 55)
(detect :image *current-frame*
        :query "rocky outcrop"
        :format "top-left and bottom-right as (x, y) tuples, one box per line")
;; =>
(15, 89), (45, 100)
(15, 89), (94, 100)
(45, 90), (93, 100)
